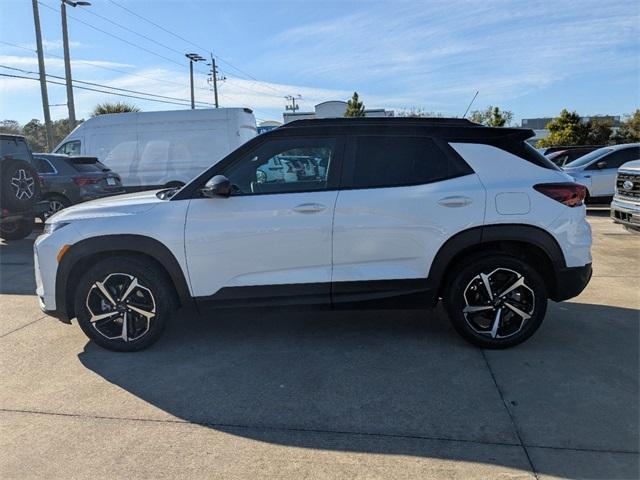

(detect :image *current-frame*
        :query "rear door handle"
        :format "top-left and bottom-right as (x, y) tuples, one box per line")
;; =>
(293, 203), (326, 213)
(438, 196), (472, 207)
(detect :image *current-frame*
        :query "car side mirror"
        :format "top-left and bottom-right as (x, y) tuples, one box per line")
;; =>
(201, 175), (231, 198)
(596, 160), (608, 169)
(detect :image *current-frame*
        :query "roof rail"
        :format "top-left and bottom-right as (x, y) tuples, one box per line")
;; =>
(281, 117), (480, 128)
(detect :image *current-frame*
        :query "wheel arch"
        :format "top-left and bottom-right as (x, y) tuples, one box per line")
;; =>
(56, 234), (193, 321)
(428, 224), (567, 304)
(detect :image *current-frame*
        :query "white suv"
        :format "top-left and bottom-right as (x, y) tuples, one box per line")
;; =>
(35, 118), (593, 351)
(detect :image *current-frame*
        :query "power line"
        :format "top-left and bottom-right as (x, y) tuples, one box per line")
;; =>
(79, 7), (187, 58)
(37, 1), (186, 69)
(0, 72), (196, 108)
(0, 64), (214, 106)
(0, 39), (211, 92)
(104, 0), (290, 97)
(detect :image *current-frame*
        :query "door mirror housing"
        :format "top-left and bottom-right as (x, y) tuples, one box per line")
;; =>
(201, 175), (231, 198)
(595, 160), (608, 169)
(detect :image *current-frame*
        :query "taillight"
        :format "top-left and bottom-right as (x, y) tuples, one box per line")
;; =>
(533, 183), (586, 207)
(73, 176), (101, 186)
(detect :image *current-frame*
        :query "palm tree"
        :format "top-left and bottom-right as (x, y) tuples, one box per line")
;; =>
(91, 102), (140, 117)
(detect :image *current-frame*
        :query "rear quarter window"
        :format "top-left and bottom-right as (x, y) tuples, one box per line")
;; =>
(349, 136), (472, 189)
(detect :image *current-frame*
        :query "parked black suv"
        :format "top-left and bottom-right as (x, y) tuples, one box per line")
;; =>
(0, 134), (45, 240)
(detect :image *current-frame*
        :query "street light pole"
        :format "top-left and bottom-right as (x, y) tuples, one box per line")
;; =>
(185, 53), (204, 110)
(61, 0), (91, 130)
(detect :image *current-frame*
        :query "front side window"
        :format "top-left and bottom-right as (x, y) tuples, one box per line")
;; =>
(55, 140), (81, 156)
(221, 137), (335, 195)
(565, 148), (611, 168)
(351, 136), (451, 188)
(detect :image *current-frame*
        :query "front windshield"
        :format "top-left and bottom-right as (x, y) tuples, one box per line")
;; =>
(564, 148), (611, 168)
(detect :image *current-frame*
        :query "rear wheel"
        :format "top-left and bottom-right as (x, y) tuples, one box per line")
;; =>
(43, 195), (70, 219)
(444, 254), (548, 349)
(74, 257), (177, 352)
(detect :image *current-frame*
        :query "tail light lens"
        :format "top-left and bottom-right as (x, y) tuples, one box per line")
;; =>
(73, 176), (101, 186)
(533, 183), (586, 207)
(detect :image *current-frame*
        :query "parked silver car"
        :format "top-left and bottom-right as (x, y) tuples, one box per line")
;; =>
(563, 143), (640, 202)
(611, 160), (640, 233)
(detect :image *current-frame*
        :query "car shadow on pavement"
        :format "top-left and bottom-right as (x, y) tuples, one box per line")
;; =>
(78, 301), (639, 478)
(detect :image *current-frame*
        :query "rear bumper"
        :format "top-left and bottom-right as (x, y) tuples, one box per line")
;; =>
(551, 263), (592, 302)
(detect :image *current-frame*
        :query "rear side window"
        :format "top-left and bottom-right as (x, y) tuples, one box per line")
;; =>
(33, 157), (56, 174)
(351, 136), (464, 189)
(508, 142), (560, 170)
(1, 138), (33, 162)
(605, 147), (640, 169)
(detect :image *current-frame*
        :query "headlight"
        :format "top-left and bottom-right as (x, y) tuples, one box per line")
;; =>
(43, 222), (70, 235)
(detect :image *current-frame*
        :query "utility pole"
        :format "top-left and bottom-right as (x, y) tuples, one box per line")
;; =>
(285, 95), (301, 113)
(32, 0), (53, 150)
(207, 54), (225, 108)
(61, 1), (91, 131)
(185, 53), (205, 109)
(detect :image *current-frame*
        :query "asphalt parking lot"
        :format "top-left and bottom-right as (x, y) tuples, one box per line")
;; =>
(1, 210), (638, 479)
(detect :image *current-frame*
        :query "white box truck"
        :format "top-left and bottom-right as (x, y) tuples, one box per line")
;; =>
(53, 108), (257, 190)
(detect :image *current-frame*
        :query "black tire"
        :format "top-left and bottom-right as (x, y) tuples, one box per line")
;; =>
(443, 253), (548, 349)
(0, 160), (41, 211)
(0, 217), (34, 240)
(74, 256), (177, 352)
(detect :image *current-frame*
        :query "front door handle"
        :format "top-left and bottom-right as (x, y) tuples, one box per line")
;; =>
(293, 203), (326, 213)
(438, 196), (472, 207)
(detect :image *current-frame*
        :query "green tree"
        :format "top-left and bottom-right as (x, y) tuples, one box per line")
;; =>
(395, 107), (443, 118)
(0, 120), (22, 135)
(344, 92), (365, 117)
(587, 117), (613, 145)
(470, 106), (513, 127)
(91, 101), (140, 117)
(22, 119), (48, 152)
(537, 109), (590, 147)
(612, 110), (640, 144)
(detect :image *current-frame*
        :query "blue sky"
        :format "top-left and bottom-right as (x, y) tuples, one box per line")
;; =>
(1, 0), (638, 125)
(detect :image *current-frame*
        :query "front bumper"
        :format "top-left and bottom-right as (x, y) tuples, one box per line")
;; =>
(552, 263), (592, 302)
(610, 197), (640, 229)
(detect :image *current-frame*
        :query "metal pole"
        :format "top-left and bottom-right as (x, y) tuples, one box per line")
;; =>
(61, 1), (77, 129)
(32, 0), (54, 150)
(212, 56), (219, 108)
(189, 60), (195, 109)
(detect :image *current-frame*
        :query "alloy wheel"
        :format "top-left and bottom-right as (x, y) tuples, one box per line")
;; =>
(10, 168), (35, 200)
(462, 268), (535, 339)
(45, 199), (66, 218)
(85, 273), (156, 342)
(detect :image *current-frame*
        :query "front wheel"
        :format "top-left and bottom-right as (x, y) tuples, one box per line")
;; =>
(444, 254), (548, 349)
(74, 257), (177, 351)
(0, 217), (34, 240)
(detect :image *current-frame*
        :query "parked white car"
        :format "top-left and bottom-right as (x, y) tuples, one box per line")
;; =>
(53, 108), (257, 191)
(35, 118), (592, 352)
(611, 160), (640, 233)
(562, 143), (640, 201)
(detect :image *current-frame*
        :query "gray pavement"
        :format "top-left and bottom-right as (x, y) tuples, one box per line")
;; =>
(1, 212), (638, 479)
